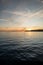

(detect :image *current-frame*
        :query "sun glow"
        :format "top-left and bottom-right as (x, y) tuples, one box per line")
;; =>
(26, 28), (32, 31)
(28, 29), (32, 31)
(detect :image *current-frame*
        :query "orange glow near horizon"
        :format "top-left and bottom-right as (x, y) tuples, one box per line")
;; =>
(0, 27), (43, 31)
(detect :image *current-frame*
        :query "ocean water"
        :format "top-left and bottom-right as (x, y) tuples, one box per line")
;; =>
(0, 32), (43, 64)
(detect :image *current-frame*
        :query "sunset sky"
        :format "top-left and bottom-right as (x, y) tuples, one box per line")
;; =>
(0, 0), (43, 30)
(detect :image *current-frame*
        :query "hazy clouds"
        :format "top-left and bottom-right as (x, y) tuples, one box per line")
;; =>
(0, 0), (43, 28)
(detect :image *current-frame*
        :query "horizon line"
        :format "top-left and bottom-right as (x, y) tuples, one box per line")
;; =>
(0, 29), (43, 32)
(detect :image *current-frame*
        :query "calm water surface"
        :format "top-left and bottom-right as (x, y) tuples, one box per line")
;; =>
(0, 32), (43, 63)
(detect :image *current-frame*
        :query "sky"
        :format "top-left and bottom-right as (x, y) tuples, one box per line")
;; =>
(0, 0), (43, 30)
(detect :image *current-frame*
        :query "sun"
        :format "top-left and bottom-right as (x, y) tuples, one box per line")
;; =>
(26, 28), (32, 31)
(28, 28), (32, 31)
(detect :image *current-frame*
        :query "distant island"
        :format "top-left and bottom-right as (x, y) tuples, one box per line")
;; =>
(25, 29), (43, 32)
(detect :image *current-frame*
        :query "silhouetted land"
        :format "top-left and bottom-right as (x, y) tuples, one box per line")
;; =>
(25, 29), (43, 32)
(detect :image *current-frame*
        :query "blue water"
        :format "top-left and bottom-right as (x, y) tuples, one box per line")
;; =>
(0, 32), (43, 63)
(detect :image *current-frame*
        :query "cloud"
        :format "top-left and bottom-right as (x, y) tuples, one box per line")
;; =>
(2, 7), (43, 27)
(29, 10), (43, 18)
(3, 8), (43, 19)
(2, 0), (43, 22)
(1, 5), (43, 27)
(2, 5), (43, 24)
(3, 10), (29, 17)
(40, 0), (43, 3)
(1, 0), (12, 4)
(0, 19), (9, 22)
